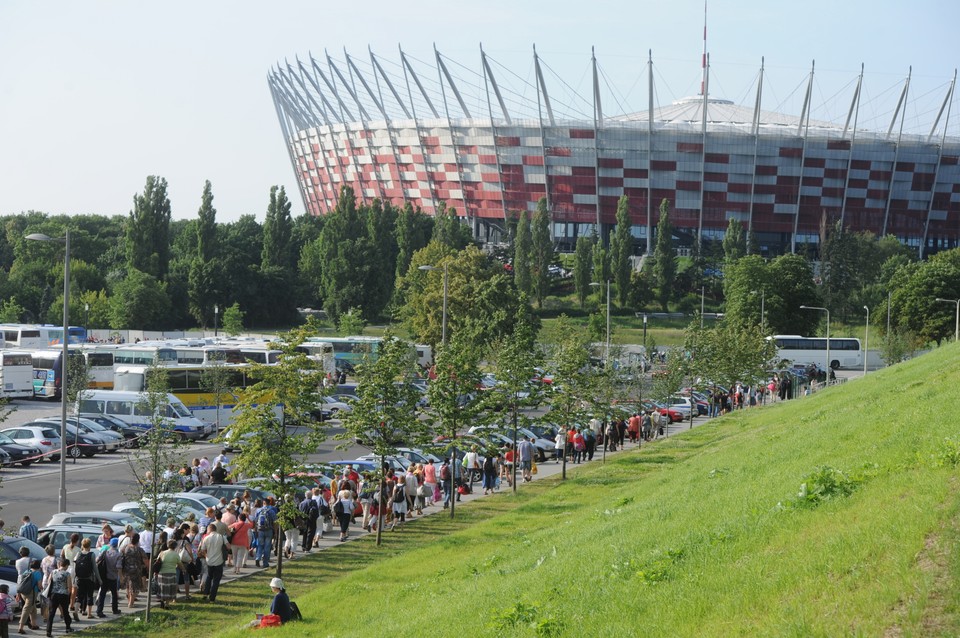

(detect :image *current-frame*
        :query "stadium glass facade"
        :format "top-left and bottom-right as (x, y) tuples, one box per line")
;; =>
(269, 50), (960, 257)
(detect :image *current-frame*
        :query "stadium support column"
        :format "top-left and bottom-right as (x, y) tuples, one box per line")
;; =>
(699, 53), (709, 245)
(592, 47), (603, 235)
(309, 55), (361, 206)
(747, 58), (764, 253)
(534, 46), (554, 232)
(481, 45), (511, 231)
(399, 46), (441, 215)
(295, 59), (348, 208)
(324, 51), (370, 207)
(839, 65), (864, 229)
(435, 45), (470, 233)
(342, 49), (389, 204)
(268, 74), (312, 216)
(882, 67), (911, 238)
(369, 47), (411, 208)
(647, 50), (654, 256)
(921, 71), (956, 258)
(791, 61), (815, 254)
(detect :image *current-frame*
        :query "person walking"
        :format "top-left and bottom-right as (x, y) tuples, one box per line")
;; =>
(334, 488), (355, 542)
(228, 513), (253, 574)
(95, 538), (121, 617)
(154, 541), (184, 609)
(73, 538), (101, 619)
(17, 559), (41, 633)
(481, 454), (497, 495)
(198, 523), (227, 603)
(17, 516), (38, 544)
(254, 499), (277, 569)
(45, 558), (73, 638)
(119, 533), (146, 609)
(297, 491), (318, 552)
(517, 438), (534, 482)
(390, 476), (408, 530)
(439, 459), (452, 509)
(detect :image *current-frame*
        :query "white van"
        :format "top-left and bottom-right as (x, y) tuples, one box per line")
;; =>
(76, 390), (211, 440)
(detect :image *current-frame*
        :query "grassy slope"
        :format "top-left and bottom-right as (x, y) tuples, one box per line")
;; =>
(87, 344), (960, 637)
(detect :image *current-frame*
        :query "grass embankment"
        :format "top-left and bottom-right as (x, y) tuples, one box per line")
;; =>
(88, 343), (960, 637)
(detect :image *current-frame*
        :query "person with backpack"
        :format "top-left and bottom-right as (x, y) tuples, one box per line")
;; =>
(95, 538), (122, 618)
(298, 490), (319, 552)
(439, 459), (452, 509)
(254, 498), (277, 569)
(45, 558), (73, 638)
(73, 538), (101, 619)
(390, 475), (408, 531)
(16, 558), (41, 633)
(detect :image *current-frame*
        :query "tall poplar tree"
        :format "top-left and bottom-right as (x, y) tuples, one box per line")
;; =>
(262, 185), (294, 270)
(126, 175), (172, 280)
(653, 199), (677, 312)
(188, 181), (221, 328)
(531, 197), (553, 308)
(609, 195), (633, 307)
(573, 235), (593, 309)
(514, 210), (532, 296)
(723, 217), (746, 264)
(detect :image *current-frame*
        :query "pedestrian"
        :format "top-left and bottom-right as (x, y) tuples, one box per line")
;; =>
(45, 557), (73, 637)
(95, 524), (114, 549)
(297, 490), (319, 552)
(572, 429), (585, 463)
(554, 430), (564, 462)
(0, 584), (13, 638)
(421, 461), (438, 505)
(334, 487), (355, 542)
(95, 538), (121, 617)
(227, 513), (253, 574)
(390, 475), (408, 530)
(439, 459), (452, 508)
(198, 523), (228, 603)
(254, 499), (276, 569)
(18, 516), (38, 544)
(210, 461), (229, 485)
(481, 454), (497, 495)
(17, 559), (41, 633)
(39, 544), (57, 622)
(120, 532), (146, 608)
(154, 540), (184, 609)
(583, 425), (596, 461)
(281, 499), (299, 559)
(641, 411), (653, 442)
(517, 437), (534, 481)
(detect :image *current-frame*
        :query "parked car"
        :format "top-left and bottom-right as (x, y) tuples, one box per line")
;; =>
(79, 413), (142, 448)
(32, 420), (106, 458)
(1, 425), (62, 462)
(641, 400), (684, 423)
(190, 483), (273, 502)
(667, 396), (695, 417)
(312, 395), (354, 421)
(355, 454), (410, 473)
(394, 447), (443, 466)
(113, 492), (221, 523)
(0, 536), (46, 583)
(68, 417), (125, 451)
(0, 431), (44, 467)
(36, 525), (103, 551)
(45, 511), (142, 529)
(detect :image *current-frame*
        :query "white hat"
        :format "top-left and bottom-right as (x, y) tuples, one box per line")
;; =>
(269, 577), (284, 590)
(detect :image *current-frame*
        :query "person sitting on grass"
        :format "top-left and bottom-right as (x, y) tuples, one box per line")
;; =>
(247, 578), (291, 628)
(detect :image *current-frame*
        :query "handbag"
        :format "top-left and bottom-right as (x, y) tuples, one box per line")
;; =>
(187, 559), (202, 577)
(417, 485), (431, 498)
(152, 555), (163, 574)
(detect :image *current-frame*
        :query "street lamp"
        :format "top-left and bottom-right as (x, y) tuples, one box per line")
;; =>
(935, 298), (960, 342)
(863, 305), (870, 376)
(799, 305), (830, 384)
(751, 289), (766, 333)
(589, 280), (611, 367)
(213, 304), (219, 337)
(25, 230), (70, 513)
(84, 302), (90, 335)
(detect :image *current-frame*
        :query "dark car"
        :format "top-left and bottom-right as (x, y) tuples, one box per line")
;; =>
(33, 419), (106, 458)
(0, 431), (44, 467)
(79, 413), (142, 448)
(0, 536), (46, 583)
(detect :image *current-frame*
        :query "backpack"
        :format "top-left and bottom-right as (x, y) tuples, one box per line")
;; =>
(0, 594), (12, 621)
(289, 600), (303, 621)
(256, 509), (271, 531)
(96, 551), (108, 581)
(440, 465), (451, 481)
(333, 500), (344, 516)
(75, 552), (94, 580)
(16, 569), (33, 595)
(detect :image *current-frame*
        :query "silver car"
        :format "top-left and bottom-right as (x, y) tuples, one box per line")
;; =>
(1, 425), (63, 462)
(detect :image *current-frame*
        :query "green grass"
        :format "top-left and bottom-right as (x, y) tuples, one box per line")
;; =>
(85, 343), (960, 636)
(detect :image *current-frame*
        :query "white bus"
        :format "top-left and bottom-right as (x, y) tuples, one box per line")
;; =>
(769, 335), (863, 370)
(111, 345), (179, 367)
(69, 345), (117, 389)
(76, 390), (211, 440)
(0, 351), (36, 399)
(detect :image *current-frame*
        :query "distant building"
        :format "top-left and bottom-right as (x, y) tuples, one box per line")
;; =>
(269, 48), (959, 258)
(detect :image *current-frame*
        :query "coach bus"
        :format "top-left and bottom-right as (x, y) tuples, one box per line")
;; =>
(0, 351), (36, 399)
(769, 335), (863, 370)
(30, 349), (64, 398)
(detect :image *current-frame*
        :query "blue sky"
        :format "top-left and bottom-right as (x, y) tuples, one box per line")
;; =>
(0, 0), (957, 222)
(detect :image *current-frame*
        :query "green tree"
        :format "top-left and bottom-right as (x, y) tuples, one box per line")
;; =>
(224, 321), (327, 577)
(685, 319), (777, 390)
(722, 255), (769, 327)
(262, 185), (294, 271)
(888, 248), (960, 344)
(609, 195), (633, 307)
(394, 203), (433, 280)
(200, 358), (234, 435)
(514, 210), (533, 297)
(339, 332), (427, 542)
(0, 297), (25, 322)
(126, 176), (172, 280)
(108, 269), (171, 330)
(222, 302), (244, 336)
(722, 217), (746, 264)
(425, 332), (485, 516)
(196, 180), (217, 261)
(573, 235), (593, 309)
(363, 200), (399, 317)
(541, 315), (592, 479)
(531, 197), (554, 308)
(317, 187), (371, 322)
(431, 202), (473, 250)
(653, 199), (677, 312)
(337, 307), (367, 336)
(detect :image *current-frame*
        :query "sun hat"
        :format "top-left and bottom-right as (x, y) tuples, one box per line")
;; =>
(269, 577), (284, 589)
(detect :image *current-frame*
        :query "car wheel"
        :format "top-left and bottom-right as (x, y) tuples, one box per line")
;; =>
(20, 460), (32, 467)
(50, 455), (60, 462)
(69, 446), (82, 459)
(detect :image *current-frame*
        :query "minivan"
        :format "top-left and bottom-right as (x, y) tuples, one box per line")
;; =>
(77, 390), (211, 440)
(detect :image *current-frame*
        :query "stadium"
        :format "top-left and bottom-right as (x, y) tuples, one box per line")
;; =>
(268, 47), (960, 257)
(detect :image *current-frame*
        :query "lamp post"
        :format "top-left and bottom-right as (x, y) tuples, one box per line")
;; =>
(84, 302), (90, 335)
(935, 297), (960, 342)
(419, 263), (452, 514)
(863, 305), (870, 376)
(25, 230), (70, 513)
(213, 304), (219, 337)
(800, 305), (830, 384)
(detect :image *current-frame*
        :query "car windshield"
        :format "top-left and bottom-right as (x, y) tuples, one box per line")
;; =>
(0, 433), (14, 444)
(78, 419), (107, 432)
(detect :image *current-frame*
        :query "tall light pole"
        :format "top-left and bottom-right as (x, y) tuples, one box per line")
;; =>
(25, 230), (70, 513)
(800, 305), (830, 383)
(84, 302), (90, 335)
(863, 305), (870, 376)
(935, 298), (960, 342)
(213, 304), (219, 337)
(419, 263), (452, 514)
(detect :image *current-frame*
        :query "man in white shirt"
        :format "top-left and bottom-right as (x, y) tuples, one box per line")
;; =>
(213, 451), (230, 472)
(199, 523), (227, 603)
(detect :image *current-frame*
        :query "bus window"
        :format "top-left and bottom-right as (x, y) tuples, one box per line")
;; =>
(108, 400), (135, 415)
(78, 399), (105, 414)
(133, 402), (153, 417)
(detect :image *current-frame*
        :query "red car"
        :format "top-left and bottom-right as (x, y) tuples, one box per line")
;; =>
(640, 400), (684, 423)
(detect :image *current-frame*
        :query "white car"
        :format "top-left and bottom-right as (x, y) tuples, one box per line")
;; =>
(666, 396), (695, 417)
(2, 425), (63, 461)
(113, 491), (221, 522)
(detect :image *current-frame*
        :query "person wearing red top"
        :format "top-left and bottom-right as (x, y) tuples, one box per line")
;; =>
(502, 447), (515, 487)
(228, 513), (254, 574)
